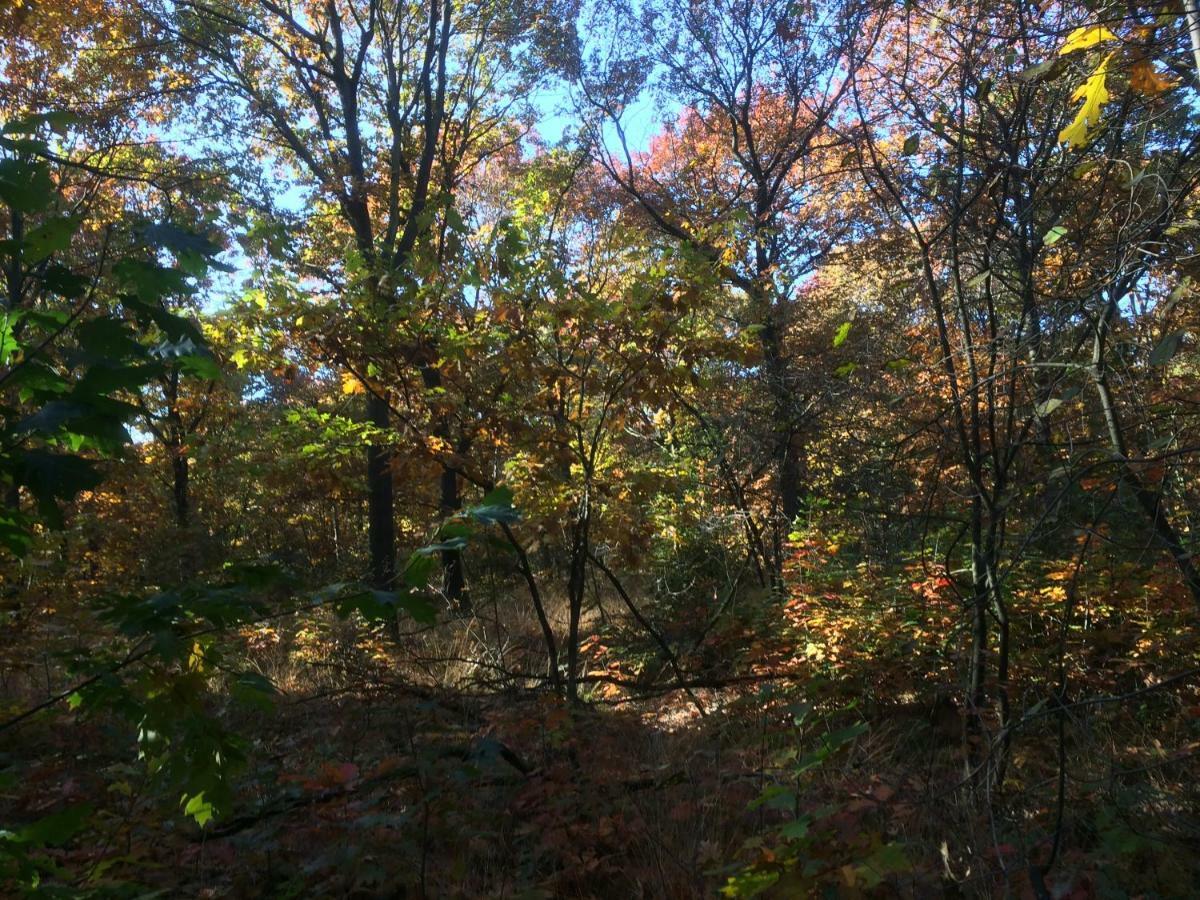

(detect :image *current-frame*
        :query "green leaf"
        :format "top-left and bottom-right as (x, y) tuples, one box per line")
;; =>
(141, 222), (221, 258)
(901, 134), (919, 156)
(0, 514), (34, 555)
(824, 721), (868, 749)
(114, 259), (191, 303)
(859, 842), (911, 884)
(177, 351), (222, 380)
(230, 673), (278, 711)
(482, 485), (514, 507)
(42, 263), (88, 298)
(1149, 331), (1185, 366)
(182, 792), (215, 827)
(0, 159), (54, 213)
(416, 538), (468, 554)
(747, 785), (795, 811)
(75, 316), (141, 358)
(17, 450), (102, 524)
(23, 216), (81, 263)
(965, 270), (990, 289)
(470, 503), (521, 525)
(1017, 58), (1068, 83)
(141, 222), (233, 275)
(2, 111), (81, 136)
(1035, 397), (1063, 417)
(75, 362), (159, 397)
(0, 316), (19, 365)
(832, 321), (852, 348)
(402, 553), (438, 588)
(778, 817), (811, 840)
(8, 804), (92, 846)
(1043, 225), (1068, 246)
(720, 868), (779, 897)
(323, 583), (436, 625)
(398, 593), (437, 624)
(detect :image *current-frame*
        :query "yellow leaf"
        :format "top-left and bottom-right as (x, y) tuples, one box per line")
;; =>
(1130, 59), (1176, 95)
(188, 641), (206, 672)
(341, 373), (365, 395)
(1059, 52), (1114, 147)
(1059, 25), (1118, 55)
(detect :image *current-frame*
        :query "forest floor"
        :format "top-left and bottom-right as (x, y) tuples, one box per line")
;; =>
(3, 553), (1199, 897)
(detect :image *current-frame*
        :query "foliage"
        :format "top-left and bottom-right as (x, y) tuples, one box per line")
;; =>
(3, 0), (1200, 896)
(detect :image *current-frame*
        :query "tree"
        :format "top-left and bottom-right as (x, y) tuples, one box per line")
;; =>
(153, 0), (572, 601)
(573, 0), (868, 578)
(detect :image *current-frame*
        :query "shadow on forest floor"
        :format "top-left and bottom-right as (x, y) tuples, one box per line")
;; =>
(3, 556), (1199, 897)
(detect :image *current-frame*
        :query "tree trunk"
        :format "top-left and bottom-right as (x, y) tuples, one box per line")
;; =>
(365, 392), (396, 591)
(565, 505), (589, 703)
(438, 462), (468, 613)
(172, 449), (189, 530)
(420, 363), (468, 612)
(759, 313), (799, 586)
(1091, 299), (1200, 608)
(500, 521), (562, 694)
(1092, 369), (1200, 607)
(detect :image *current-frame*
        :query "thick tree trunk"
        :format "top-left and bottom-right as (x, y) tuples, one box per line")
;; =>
(780, 436), (803, 526)
(759, 313), (800, 586)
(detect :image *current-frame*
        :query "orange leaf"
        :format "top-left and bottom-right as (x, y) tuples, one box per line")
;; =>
(1130, 59), (1175, 95)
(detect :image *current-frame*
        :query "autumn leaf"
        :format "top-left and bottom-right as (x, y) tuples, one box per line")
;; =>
(341, 372), (365, 395)
(1130, 59), (1175, 95)
(1058, 25), (1117, 55)
(1059, 52), (1114, 147)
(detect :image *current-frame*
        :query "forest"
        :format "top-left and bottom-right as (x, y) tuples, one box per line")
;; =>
(1, 0), (1199, 896)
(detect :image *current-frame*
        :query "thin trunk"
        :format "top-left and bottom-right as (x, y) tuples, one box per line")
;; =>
(3, 212), (22, 517)
(366, 392), (396, 591)
(1092, 370), (1200, 606)
(420, 364), (468, 612)
(172, 450), (189, 530)
(987, 536), (1011, 789)
(1092, 300), (1200, 607)
(438, 462), (467, 611)
(565, 505), (589, 703)
(588, 550), (706, 717)
(331, 501), (342, 565)
(500, 521), (562, 694)
(967, 497), (988, 721)
(1185, 0), (1200, 83)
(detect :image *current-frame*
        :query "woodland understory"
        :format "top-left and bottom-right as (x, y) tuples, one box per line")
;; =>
(2, 0), (1200, 897)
